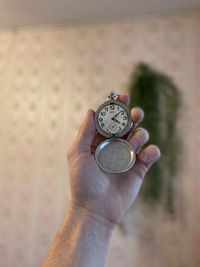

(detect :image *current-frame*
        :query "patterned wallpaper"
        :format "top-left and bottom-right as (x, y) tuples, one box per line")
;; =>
(0, 13), (200, 267)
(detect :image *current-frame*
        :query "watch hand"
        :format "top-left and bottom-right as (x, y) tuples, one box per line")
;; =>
(111, 111), (121, 120)
(111, 117), (120, 124)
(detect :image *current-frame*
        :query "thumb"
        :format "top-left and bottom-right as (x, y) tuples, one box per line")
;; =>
(76, 109), (96, 153)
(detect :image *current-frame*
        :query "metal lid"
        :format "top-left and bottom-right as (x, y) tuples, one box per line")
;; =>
(95, 138), (136, 173)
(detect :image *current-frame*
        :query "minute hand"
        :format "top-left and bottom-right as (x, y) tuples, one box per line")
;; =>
(111, 111), (122, 119)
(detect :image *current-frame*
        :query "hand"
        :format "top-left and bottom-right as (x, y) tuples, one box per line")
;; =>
(67, 95), (161, 229)
(111, 117), (120, 124)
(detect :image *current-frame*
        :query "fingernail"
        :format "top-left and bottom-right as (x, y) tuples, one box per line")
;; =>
(136, 107), (144, 115)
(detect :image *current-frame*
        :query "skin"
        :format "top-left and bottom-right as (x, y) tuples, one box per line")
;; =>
(41, 94), (161, 267)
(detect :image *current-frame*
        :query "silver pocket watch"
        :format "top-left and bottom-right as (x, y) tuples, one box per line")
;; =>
(94, 92), (136, 173)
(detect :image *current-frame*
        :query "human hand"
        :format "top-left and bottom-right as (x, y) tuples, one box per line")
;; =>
(67, 95), (161, 229)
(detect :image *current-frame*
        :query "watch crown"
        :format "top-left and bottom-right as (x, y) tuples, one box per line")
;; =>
(108, 92), (118, 101)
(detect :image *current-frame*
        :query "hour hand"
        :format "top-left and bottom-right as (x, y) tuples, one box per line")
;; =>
(111, 117), (120, 124)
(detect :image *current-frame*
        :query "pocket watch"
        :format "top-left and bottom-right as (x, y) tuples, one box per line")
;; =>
(94, 92), (136, 173)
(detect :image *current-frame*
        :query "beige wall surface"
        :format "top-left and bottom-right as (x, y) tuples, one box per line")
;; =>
(0, 13), (200, 267)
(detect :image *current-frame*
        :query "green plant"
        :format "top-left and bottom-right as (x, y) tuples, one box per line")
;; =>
(128, 63), (182, 213)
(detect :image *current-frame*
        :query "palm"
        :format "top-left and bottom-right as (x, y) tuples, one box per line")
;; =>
(69, 151), (142, 224)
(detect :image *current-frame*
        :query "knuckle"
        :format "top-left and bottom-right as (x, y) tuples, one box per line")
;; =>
(67, 144), (76, 161)
(133, 163), (148, 179)
(67, 150), (72, 161)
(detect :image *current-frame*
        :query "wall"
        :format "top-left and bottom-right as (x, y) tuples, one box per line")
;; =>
(0, 13), (200, 267)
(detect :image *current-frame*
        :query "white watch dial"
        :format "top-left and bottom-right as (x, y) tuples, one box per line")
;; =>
(97, 104), (128, 134)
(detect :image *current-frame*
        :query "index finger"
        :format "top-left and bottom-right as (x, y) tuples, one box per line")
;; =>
(117, 94), (130, 106)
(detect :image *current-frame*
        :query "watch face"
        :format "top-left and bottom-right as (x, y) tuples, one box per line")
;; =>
(95, 100), (133, 138)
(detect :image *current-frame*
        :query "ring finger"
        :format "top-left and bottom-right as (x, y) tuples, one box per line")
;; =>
(128, 127), (149, 153)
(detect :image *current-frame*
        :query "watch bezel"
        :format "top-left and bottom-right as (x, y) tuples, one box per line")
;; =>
(94, 99), (133, 138)
(95, 138), (136, 173)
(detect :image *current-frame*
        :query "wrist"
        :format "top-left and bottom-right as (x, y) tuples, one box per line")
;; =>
(64, 202), (115, 245)
(70, 202), (116, 229)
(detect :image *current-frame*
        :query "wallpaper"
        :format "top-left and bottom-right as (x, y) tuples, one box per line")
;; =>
(0, 13), (199, 267)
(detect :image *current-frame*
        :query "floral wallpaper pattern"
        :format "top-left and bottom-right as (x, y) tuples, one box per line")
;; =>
(0, 13), (199, 267)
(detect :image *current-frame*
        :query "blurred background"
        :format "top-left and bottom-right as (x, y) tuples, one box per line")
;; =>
(0, 1), (200, 267)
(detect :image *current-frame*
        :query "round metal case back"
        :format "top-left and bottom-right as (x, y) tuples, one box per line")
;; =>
(95, 138), (136, 173)
(94, 99), (133, 138)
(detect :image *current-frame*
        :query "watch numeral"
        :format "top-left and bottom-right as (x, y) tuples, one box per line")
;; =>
(110, 105), (115, 110)
(122, 122), (126, 126)
(104, 107), (108, 112)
